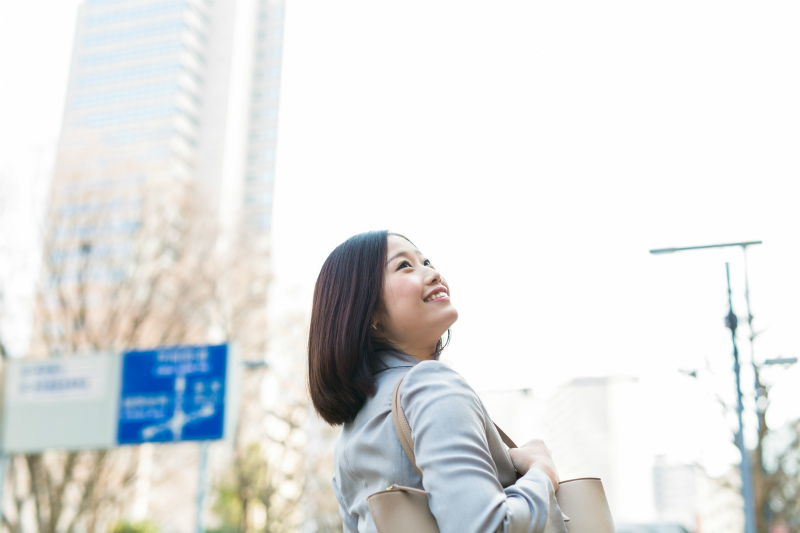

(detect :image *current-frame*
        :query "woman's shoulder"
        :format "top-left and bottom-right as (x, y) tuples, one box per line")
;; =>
(403, 358), (467, 383)
(400, 360), (483, 418)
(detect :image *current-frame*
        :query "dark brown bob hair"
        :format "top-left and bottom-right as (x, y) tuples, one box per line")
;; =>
(308, 231), (391, 425)
(308, 230), (449, 425)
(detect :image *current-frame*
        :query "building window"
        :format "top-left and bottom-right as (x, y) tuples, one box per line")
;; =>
(72, 82), (180, 109)
(82, 20), (187, 47)
(84, 1), (188, 27)
(77, 61), (183, 88)
(76, 104), (179, 127)
(80, 42), (183, 67)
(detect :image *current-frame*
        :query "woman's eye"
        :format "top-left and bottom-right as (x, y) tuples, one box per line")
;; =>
(397, 260), (412, 270)
(423, 259), (433, 267)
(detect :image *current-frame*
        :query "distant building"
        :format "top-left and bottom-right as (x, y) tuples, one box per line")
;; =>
(54, 0), (283, 227)
(543, 376), (656, 523)
(477, 386), (544, 444)
(696, 467), (745, 533)
(38, 0), (283, 356)
(652, 455), (748, 533)
(653, 455), (702, 531)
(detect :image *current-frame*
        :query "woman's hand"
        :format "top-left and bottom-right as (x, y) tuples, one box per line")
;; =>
(509, 439), (559, 490)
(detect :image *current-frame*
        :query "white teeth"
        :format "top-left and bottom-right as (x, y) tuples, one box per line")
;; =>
(425, 292), (447, 302)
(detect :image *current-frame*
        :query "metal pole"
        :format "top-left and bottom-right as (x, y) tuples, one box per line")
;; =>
(742, 247), (763, 426)
(649, 241), (762, 255)
(0, 453), (8, 526)
(742, 246), (767, 529)
(725, 262), (757, 533)
(196, 441), (210, 533)
(0, 357), (7, 526)
(650, 242), (764, 530)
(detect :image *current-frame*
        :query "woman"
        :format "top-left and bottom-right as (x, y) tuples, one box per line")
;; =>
(308, 231), (566, 533)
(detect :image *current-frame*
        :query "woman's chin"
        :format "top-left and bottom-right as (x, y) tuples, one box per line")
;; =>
(441, 307), (459, 331)
(448, 306), (459, 325)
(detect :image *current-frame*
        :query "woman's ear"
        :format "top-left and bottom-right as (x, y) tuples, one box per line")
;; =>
(370, 310), (383, 332)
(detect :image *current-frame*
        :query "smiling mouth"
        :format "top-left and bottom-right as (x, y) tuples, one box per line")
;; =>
(424, 291), (448, 302)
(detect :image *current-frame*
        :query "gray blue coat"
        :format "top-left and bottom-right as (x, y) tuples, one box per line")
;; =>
(333, 350), (568, 533)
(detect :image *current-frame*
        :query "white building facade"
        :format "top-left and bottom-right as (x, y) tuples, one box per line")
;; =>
(50, 0), (283, 257)
(41, 0), (283, 352)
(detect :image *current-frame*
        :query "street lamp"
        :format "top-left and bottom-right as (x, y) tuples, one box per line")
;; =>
(241, 360), (269, 370)
(651, 242), (765, 425)
(649, 241), (763, 255)
(763, 357), (798, 366)
(650, 240), (762, 533)
(651, 241), (765, 429)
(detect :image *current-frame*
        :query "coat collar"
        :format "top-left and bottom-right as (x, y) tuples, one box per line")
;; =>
(373, 349), (419, 374)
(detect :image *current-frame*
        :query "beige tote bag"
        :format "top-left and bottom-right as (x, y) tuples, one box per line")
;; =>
(367, 378), (615, 533)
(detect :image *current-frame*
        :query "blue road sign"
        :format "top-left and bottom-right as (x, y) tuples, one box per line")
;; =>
(117, 344), (228, 445)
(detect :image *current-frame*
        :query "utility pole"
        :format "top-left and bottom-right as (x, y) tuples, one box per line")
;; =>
(650, 241), (762, 533)
(724, 262), (757, 533)
(741, 246), (770, 532)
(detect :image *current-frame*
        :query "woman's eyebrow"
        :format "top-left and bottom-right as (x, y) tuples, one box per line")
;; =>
(386, 250), (424, 264)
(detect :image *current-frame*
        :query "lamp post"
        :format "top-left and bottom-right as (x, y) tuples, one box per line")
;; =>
(651, 242), (765, 435)
(724, 262), (757, 533)
(195, 359), (269, 533)
(650, 240), (761, 533)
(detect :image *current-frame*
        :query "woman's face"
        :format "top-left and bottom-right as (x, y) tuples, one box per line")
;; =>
(376, 235), (458, 361)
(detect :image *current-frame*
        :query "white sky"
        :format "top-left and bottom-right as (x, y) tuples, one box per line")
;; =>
(0, 0), (82, 356)
(273, 0), (800, 460)
(2, 0), (799, 480)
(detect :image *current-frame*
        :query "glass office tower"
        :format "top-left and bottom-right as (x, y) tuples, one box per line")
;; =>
(40, 0), (284, 352)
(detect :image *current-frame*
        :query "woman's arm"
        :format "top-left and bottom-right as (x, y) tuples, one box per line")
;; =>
(402, 361), (567, 533)
(332, 477), (358, 533)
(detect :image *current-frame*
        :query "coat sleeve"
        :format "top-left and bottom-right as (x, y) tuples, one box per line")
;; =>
(401, 361), (567, 533)
(332, 476), (358, 533)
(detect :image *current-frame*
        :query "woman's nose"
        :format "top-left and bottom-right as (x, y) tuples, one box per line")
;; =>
(425, 266), (442, 285)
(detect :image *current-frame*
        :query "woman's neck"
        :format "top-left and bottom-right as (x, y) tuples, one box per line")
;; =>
(399, 344), (438, 362)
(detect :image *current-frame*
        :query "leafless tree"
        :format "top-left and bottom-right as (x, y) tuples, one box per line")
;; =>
(757, 386), (800, 532)
(2, 172), (272, 533)
(685, 362), (800, 533)
(207, 308), (331, 533)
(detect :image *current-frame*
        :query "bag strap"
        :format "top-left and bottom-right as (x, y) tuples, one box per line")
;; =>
(391, 376), (423, 479)
(391, 376), (518, 480)
(494, 423), (518, 450)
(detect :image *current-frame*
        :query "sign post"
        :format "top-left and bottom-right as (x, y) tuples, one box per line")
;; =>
(0, 343), (236, 532)
(196, 441), (211, 533)
(117, 344), (228, 444)
(116, 343), (232, 533)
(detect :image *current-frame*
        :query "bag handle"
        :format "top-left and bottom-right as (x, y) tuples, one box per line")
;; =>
(391, 376), (518, 480)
